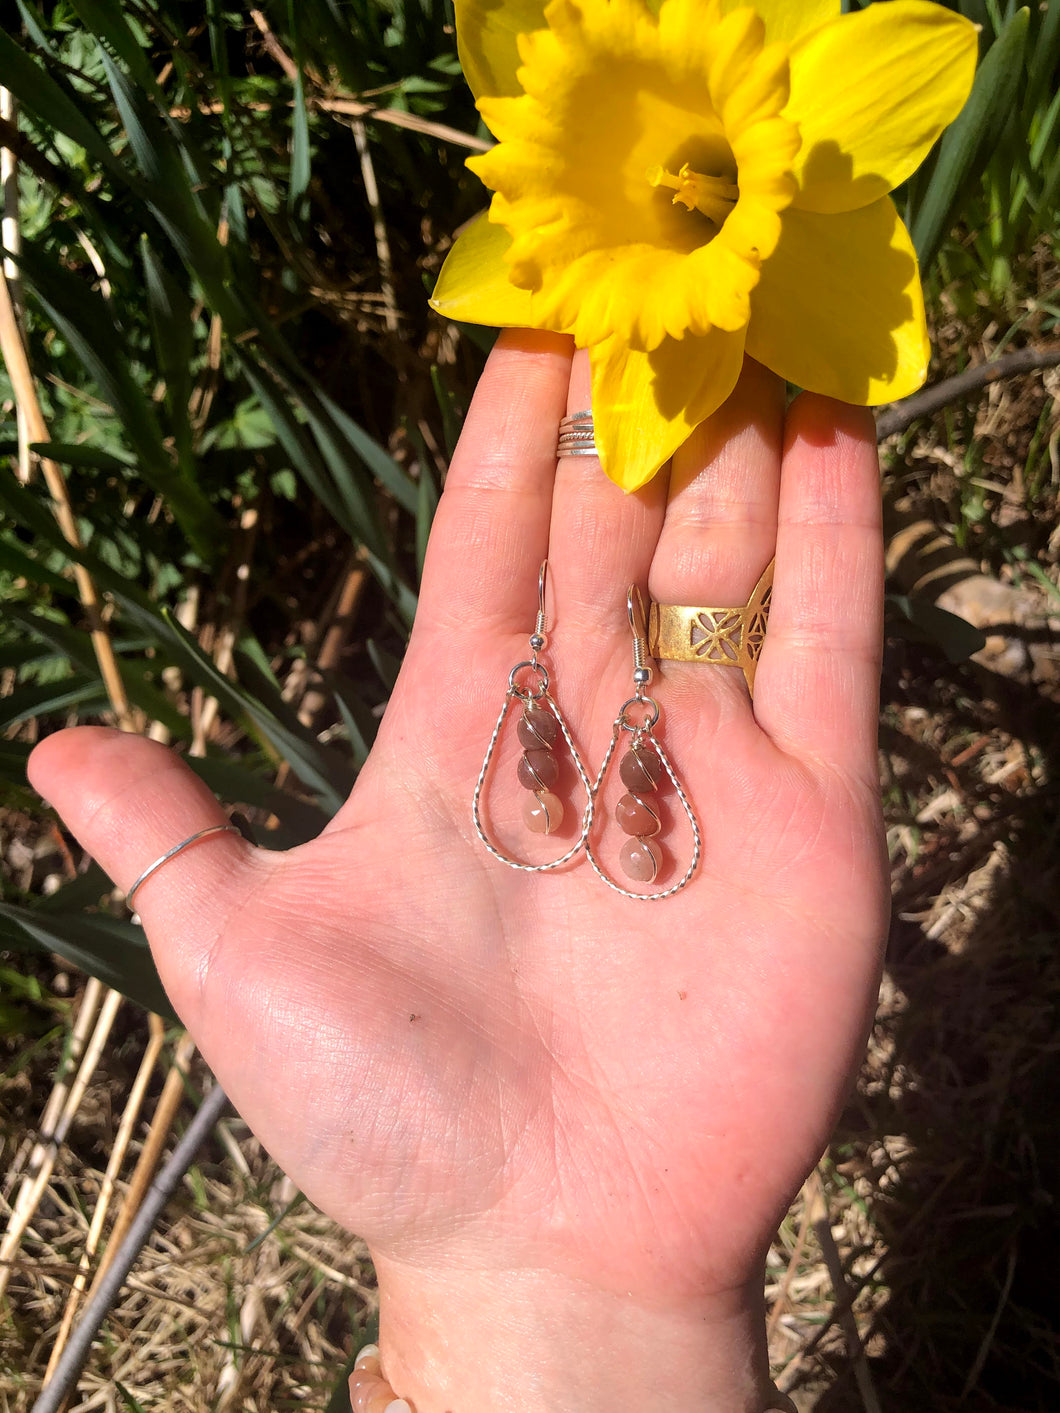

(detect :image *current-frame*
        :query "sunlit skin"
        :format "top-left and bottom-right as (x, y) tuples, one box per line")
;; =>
(30, 337), (890, 1411)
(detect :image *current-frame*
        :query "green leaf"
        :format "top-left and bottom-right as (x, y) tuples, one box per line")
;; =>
(6, 606), (191, 737)
(14, 242), (224, 557)
(67, 0), (160, 96)
(911, 8), (1031, 271)
(1022, 0), (1060, 133)
(326, 675), (378, 770)
(0, 903), (174, 1020)
(154, 608), (353, 813)
(185, 756), (330, 847)
(28, 441), (136, 475)
(430, 364), (461, 461)
(140, 237), (196, 471)
(287, 48), (311, 213)
(312, 384), (418, 517)
(0, 532), (77, 594)
(0, 26), (118, 171)
(14, 0), (59, 57)
(0, 674), (109, 729)
(887, 593), (988, 663)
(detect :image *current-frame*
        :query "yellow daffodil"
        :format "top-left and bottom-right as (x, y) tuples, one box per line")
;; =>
(430, 0), (977, 489)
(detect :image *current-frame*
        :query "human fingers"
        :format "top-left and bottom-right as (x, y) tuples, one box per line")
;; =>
(413, 328), (573, 646)
(26, 727), (263, 1030)
(753, 393), (882, 785)
(546, 349), (667, 714)
(648, 358), (785, 724)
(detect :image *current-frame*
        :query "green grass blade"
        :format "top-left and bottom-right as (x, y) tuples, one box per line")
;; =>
(0, 904), (174, 1019)
(13, 242), (225, 557)
(1022, 0), (1060, 129)
(911, 7), (1030, 272)
(312, 386), (419, 516)
(67, 0), (161, 97)
(0, 25), (117, 170)
(287, 0), (312, 217)
(27, 441), (135, 475)
(0, 676), (110, 729)
(154, 608), (353, 812)
(186, 757), (330, 846)
(140, 236), (196, 472)
(6, 606), (192, 737)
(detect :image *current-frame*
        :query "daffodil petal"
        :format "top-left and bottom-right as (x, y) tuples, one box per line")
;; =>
(455, 0), (549, 102)
(590, 326), (746, 490)
(429, 213), (537, 327)
(746, 198), (928, 405)
(789, 1), (978, 214)
(719, 0), (837, 46)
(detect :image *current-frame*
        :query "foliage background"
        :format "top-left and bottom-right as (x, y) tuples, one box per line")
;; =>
(0, 0), (1058, 1408)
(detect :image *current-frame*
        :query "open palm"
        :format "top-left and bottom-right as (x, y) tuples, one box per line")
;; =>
(29, 331), (888, 1405)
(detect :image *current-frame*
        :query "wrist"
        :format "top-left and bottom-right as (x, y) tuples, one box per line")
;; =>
(366, 1255), (778, 1413)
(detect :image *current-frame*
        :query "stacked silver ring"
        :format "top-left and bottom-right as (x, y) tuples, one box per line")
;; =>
(556, 409), (598, 458)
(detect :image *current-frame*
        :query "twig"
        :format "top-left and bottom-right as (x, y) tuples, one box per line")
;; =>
(876, 344), (1060, 440)
(29, 1079), (230, 1413)
(1, 87), (30, 485)
(958, 1241), (1018, 1404)
(315, 96), (492, 152)
(0, 989), (123, 1301)
(42, 1015), (167, 1385)
(248, 8), (298, 81)
(86, 1032), (198, 1295)
(352, 119), (400, 333)
(1, 976), (102, 1205)
(0, 272), (134, 725)
(767, 1192), (813, 1340)
(296, 558), (367, 727)
(195, 504), (260, 749)
(807, 1170), (882, 1413)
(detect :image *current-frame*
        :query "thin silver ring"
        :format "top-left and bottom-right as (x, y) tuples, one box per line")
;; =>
(126, 823), (241, 910)
(557, 409), (597, 458)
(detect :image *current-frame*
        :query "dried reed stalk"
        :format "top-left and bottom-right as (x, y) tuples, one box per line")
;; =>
(0, 989), (124, 1300)
(87, 1032), (199, 1295)
(42, 1015), (167, 1383)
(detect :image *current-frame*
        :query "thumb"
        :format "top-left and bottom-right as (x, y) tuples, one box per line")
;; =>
(27, 726), (262, 1027)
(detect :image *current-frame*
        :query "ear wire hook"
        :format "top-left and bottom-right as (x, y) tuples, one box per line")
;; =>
(530, 560), (549, 662)
(627, 584), (654, 697)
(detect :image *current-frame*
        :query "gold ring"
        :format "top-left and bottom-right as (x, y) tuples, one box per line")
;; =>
(647, 558), (774, 697)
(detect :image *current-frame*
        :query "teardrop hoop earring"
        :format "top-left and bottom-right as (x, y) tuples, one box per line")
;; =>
(586, 585), (701, 900)
(473, 562), (595, 871)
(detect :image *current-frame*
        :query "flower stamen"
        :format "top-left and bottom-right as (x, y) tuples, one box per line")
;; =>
(648, 162), (739, 228)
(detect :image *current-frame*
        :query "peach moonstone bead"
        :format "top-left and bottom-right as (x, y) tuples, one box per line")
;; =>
(523, 790), (564, 833)
(620, 836), (661, 882)
(615, 792), (660, 836)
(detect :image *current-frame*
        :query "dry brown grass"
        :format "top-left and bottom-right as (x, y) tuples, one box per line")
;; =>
(1, 1012), (375, 1411)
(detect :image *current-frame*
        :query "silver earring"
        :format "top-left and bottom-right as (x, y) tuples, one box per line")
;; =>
(586, 585), (701, 899)
(473, 562), (594, 871)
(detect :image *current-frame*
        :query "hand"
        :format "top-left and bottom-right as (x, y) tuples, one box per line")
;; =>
(29, 332), (888, 1413)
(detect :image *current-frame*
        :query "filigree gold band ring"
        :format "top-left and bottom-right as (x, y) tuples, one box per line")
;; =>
(648, 558), (774, 697)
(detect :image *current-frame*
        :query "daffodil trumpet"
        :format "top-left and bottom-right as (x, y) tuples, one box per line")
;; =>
(430, 0), (978, 490)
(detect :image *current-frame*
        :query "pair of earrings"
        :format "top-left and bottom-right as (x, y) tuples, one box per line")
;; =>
(472, 564), (701, 900)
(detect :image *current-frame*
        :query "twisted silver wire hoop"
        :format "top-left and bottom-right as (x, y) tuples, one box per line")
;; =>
(473, 690), (594, 872)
